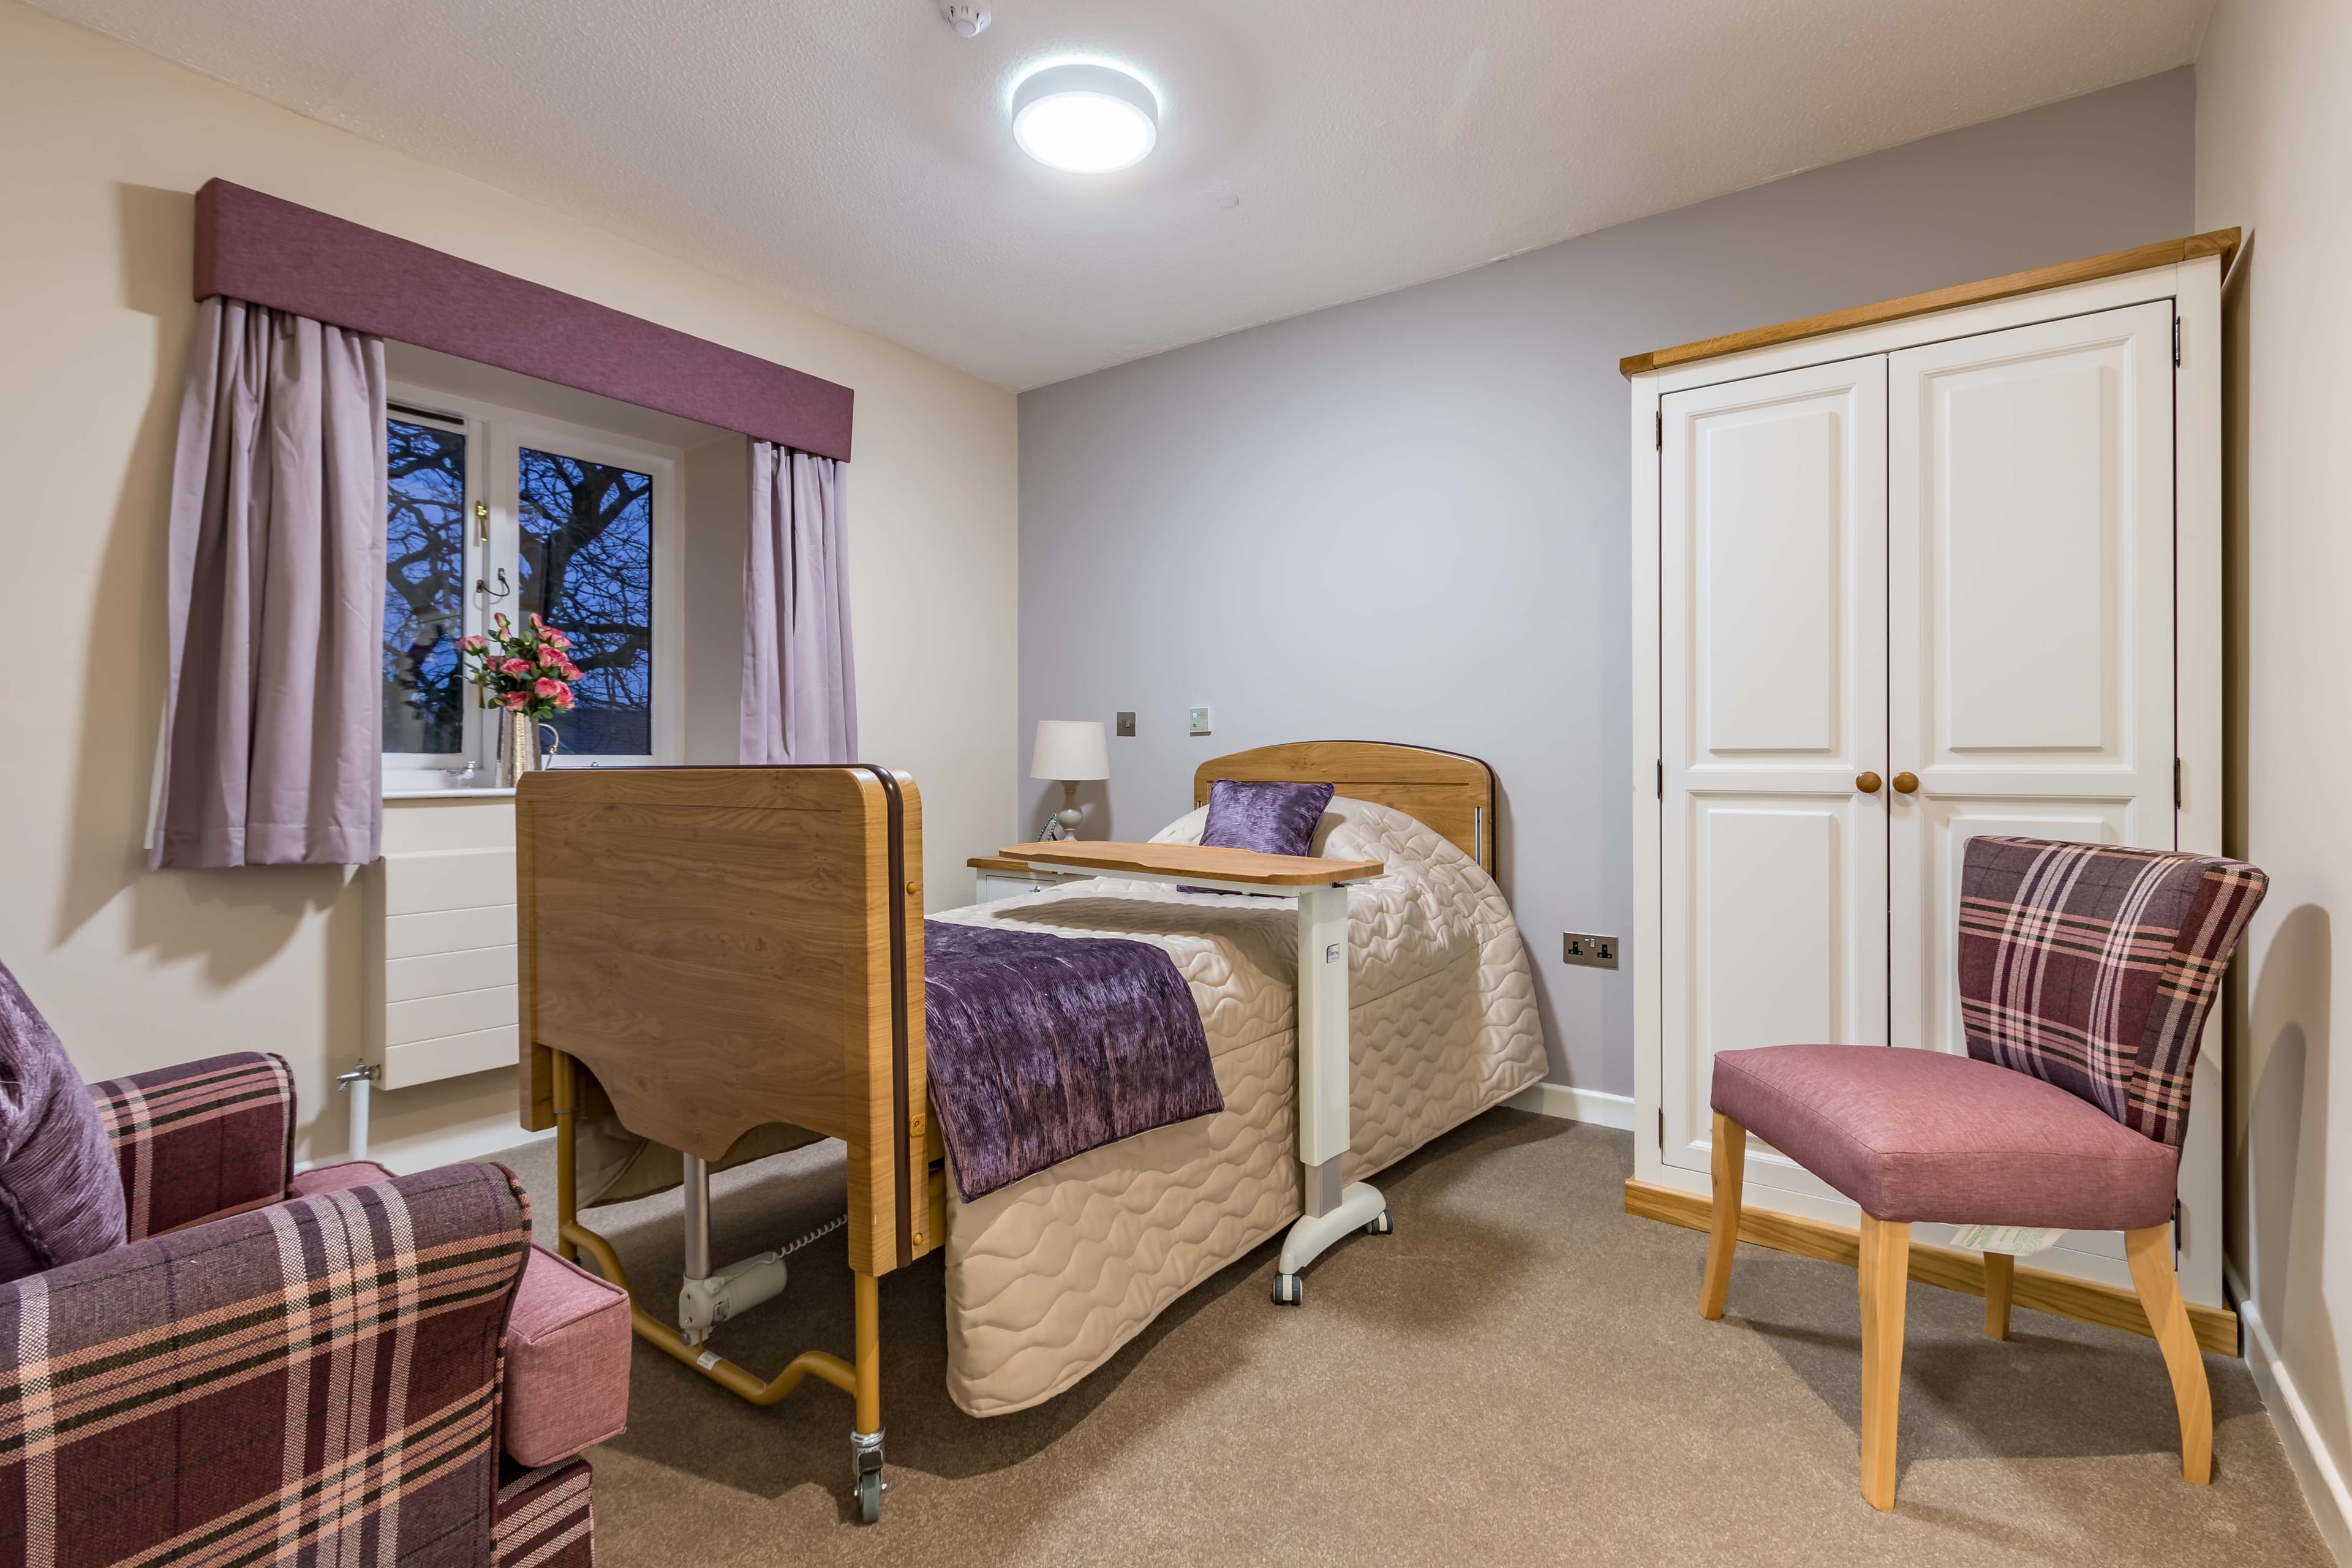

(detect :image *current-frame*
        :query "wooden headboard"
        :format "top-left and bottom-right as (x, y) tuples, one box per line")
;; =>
(1194, 741), (1498, 878)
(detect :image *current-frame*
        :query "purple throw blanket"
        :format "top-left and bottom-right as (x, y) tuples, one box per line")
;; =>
(924, 920), (1223, 1201)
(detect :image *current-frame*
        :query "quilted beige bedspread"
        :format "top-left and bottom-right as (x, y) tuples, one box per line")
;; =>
(928, 796), (1547, 1416)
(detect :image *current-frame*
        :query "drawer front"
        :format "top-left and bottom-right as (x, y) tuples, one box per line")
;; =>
(976, 871), (1057, 902)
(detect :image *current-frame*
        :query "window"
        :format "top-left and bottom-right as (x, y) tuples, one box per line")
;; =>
(517, 447), (655, 757)
(380, 388), (680, 792)
(383, 418), (471, 759)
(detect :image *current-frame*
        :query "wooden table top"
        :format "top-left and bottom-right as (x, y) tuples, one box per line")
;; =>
(998, 840), (1385, 887)
(968, 855), (1071, 874)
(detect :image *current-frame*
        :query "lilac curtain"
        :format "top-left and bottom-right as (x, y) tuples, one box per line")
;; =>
(740, 441), (856, 763)
(152, 297), (386, 869)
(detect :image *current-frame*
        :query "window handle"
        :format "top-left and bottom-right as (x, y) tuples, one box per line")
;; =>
(474, 500), (489, 544)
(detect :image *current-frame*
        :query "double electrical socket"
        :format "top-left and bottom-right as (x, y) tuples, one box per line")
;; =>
(1562, 932), (1619, 970)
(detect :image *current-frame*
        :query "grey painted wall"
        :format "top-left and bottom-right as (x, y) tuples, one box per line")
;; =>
(1016, 69), (2195, 1098)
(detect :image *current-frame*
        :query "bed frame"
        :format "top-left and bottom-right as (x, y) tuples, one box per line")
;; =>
(508, 741), (1490, 1517)
(513, 765), (926, 1522)
(1194, 740), (1498, 878)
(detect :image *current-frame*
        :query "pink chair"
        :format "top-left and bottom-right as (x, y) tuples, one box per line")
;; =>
(1699, 836), (2267, 1510)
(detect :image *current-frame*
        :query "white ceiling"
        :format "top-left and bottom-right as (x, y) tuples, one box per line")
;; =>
(37, 0), (2213, 390)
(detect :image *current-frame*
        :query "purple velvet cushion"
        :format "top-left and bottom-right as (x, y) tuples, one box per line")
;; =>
(1201, 778), (1335, 858)
(1710, 1044), (2180, 1231)
(0, 960), (127, 1281)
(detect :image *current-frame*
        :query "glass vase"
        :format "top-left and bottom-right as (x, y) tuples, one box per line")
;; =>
(500, 707), (542, 788)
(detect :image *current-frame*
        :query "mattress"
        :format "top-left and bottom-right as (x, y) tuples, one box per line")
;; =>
(928, 796), (1547, 1416)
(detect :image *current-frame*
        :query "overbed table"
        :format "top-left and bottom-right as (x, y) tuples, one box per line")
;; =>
(1000, 839), (1390, 1303)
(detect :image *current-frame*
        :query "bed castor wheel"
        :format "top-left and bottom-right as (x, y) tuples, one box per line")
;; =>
(1366, 1210), (1393, 1236)
(1272, 1272), (1303, 1305)
(851, 1429), (885, 1524)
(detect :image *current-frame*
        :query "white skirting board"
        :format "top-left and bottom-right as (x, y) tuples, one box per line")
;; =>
(1509, 1081), (1635, 1131)
(298, 1121), (552, 1180)
(2231, 1263), (2352, 1564)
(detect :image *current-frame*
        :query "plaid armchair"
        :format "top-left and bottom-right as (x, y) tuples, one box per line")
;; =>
(0, 1052), (598, 1566)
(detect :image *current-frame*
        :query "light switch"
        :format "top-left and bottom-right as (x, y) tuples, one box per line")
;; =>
(1116, 712), (1136, 737)
(1189, 706), (1212, 736)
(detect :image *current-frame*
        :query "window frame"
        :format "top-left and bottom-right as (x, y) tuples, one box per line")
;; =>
(380, 398), (484, 791)
(381, 382), (685, 793)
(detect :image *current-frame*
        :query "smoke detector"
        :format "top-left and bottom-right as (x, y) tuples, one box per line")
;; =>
(941, 4), (990, 36)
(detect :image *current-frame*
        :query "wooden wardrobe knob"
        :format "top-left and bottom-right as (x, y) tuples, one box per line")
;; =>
(1855, 772), (1882, 794)
(1892, 772), (1920, 794)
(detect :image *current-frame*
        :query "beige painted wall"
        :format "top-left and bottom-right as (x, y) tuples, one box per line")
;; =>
(0, 1), (1019, 1172)
(2198, 0), (2352, 1551)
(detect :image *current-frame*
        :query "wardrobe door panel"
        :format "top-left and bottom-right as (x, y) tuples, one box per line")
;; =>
(1940, 361), (2113, 754)
(1888, 301), (2174, 1055)
(1659, 357), (1888, 1184)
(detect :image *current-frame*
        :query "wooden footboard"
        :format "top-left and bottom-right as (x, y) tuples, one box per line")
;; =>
(514, 766), (930, 1274)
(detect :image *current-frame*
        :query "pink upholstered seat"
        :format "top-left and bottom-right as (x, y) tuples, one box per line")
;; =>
(290, 1159), (397, 1199)
(1711, 1044), (2179, 1232)
(503, 1243), (633, 1467)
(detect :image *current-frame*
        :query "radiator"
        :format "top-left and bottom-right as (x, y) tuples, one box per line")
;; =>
(364, 845), (519, 1090)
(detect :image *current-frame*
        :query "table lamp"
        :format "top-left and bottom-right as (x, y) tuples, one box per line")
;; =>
(1031, 719), (1109, 840)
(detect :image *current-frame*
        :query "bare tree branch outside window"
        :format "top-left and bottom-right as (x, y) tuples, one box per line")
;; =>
(518, 447), (654, 755)
(382, 420), (467, 753)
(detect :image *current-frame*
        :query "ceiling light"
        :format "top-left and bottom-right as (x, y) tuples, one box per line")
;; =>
(1012, 64), (1158, 173)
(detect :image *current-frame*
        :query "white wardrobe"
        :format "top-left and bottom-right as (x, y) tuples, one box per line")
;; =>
(1628, 241), (2227, 1308)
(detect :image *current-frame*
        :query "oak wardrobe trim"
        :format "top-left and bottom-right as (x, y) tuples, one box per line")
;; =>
(1618, 227), (2239, 378)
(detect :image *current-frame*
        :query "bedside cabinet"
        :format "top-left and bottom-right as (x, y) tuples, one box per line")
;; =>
(968, 856), (1091, 903)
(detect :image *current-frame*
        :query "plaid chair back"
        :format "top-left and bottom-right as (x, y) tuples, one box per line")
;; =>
(1958, 836), (2267, 1147)
(89, 1052), (295, 1240)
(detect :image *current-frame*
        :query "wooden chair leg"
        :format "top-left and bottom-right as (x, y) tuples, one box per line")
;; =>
(1699, 1112), (1745, 1320)
(1983, 1251), (2013, 1340)
(1858, 1213), (1911, 1512)
(2125, 1224), (2212, 1484)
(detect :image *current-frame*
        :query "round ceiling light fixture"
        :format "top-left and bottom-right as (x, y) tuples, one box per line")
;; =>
(1012, 63), (1158, 173)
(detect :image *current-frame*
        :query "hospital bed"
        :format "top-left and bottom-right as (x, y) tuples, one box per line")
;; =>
(512, 742), (1547, 1512)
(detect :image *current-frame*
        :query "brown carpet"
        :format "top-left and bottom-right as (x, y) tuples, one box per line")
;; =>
(489, 1112), (2328, 1566)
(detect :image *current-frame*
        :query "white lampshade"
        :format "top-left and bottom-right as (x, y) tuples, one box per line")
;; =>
(1031, 719), (1110, 781)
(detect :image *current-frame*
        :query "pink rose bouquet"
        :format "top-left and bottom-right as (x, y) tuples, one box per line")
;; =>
(459, 611), (581, 717)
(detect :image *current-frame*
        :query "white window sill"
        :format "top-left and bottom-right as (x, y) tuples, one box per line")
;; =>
(384, 785), (517, 801)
